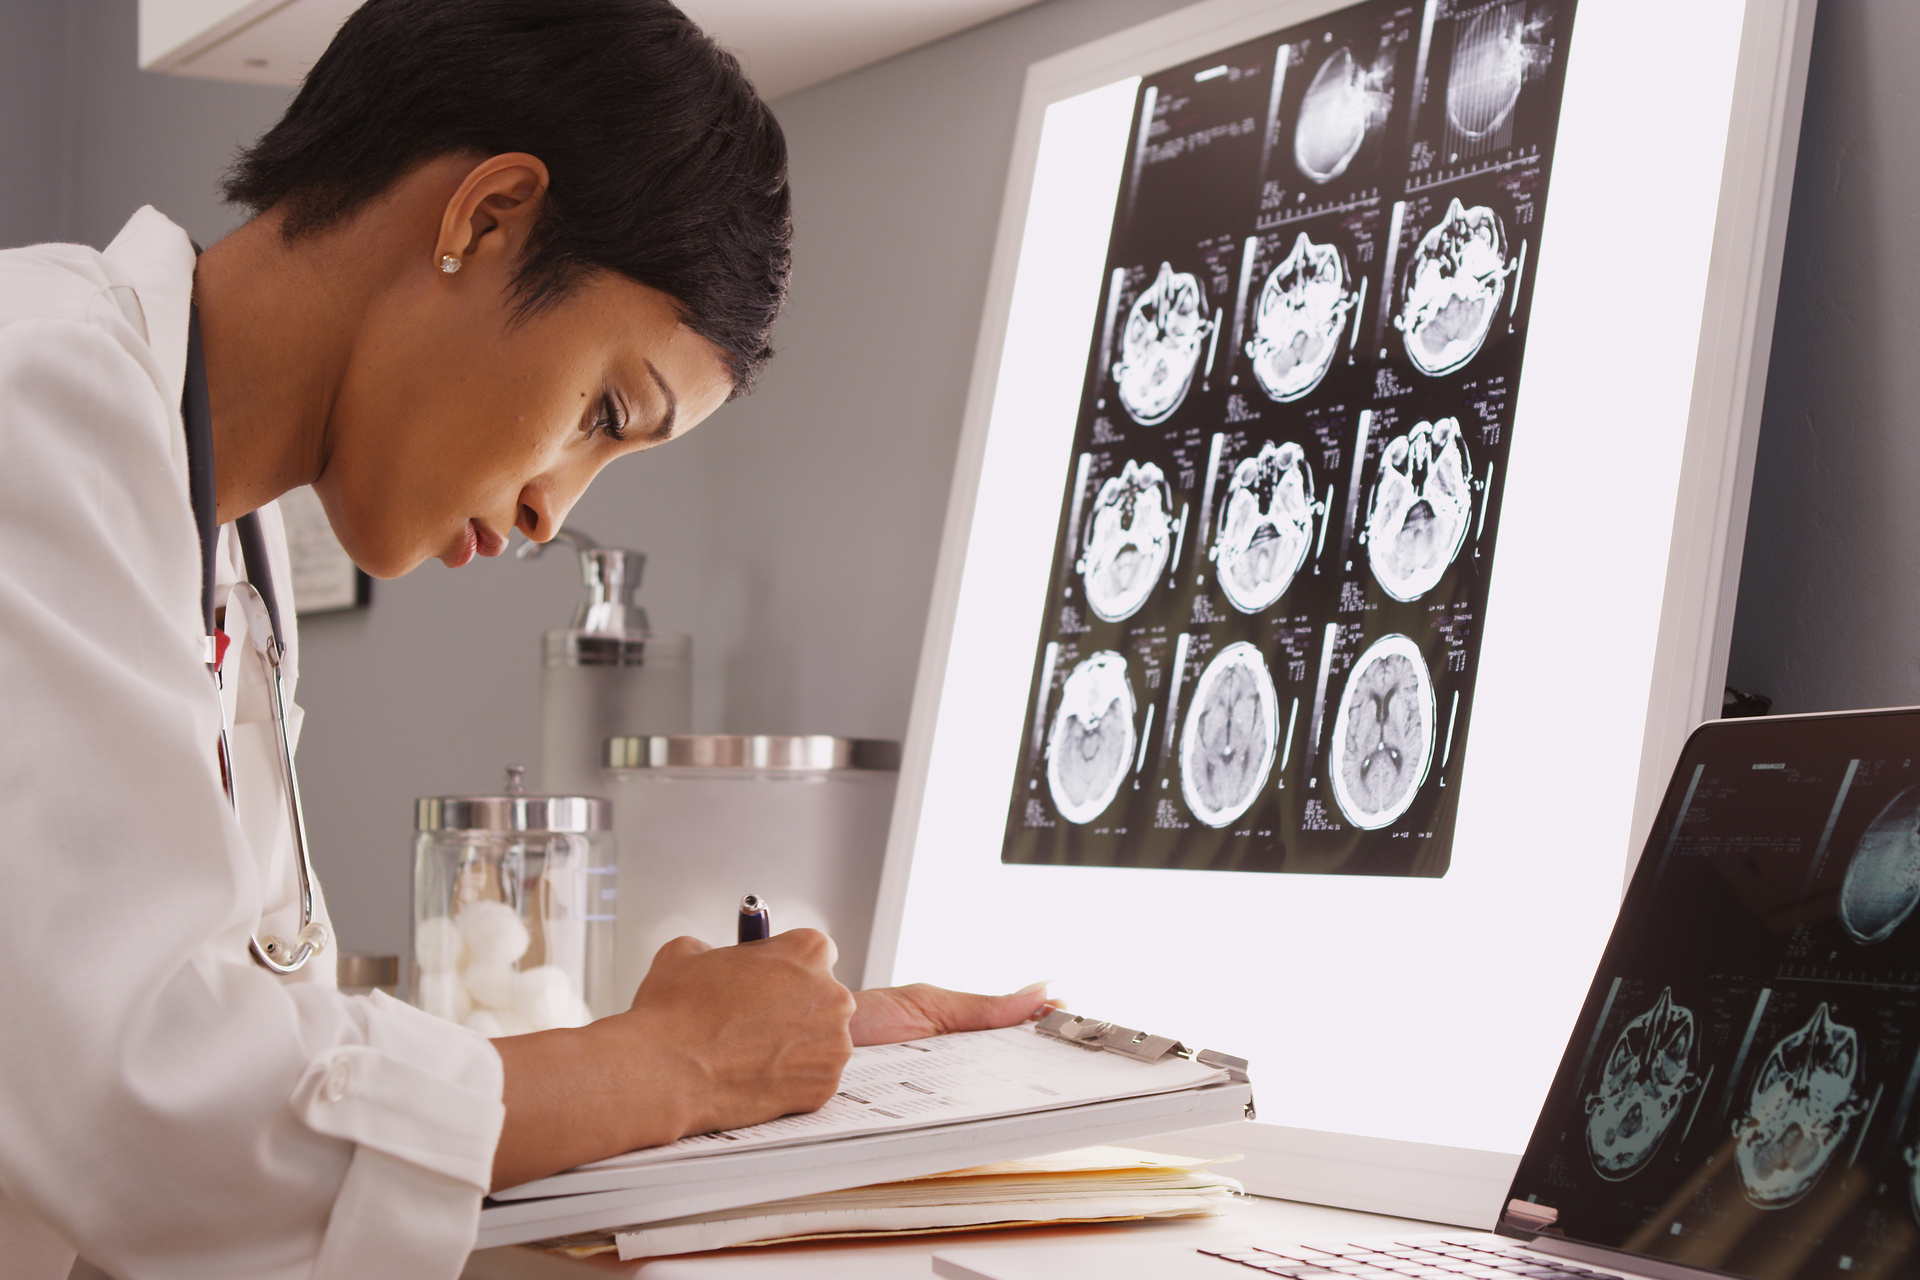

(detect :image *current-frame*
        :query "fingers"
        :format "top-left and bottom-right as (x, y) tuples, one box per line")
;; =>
(925, 983), (1055, 1033)
(655, 935), (713, 961)
(772, 926), (839, 972)
(848, 982), (1058, 1045)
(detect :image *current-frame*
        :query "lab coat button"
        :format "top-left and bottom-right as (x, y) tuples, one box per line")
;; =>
(322, 1058), (352, 1102)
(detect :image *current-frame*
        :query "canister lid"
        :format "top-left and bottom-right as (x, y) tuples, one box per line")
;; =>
(416, 764), (612, 832)
(605, 735), (901, 772)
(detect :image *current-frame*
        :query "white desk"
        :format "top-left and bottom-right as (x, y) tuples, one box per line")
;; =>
(462, 1193), (1438, 1279)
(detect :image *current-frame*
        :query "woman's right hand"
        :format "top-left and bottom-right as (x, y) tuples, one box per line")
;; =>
(489, 929), (854, 1192)
(622, 930), (856, 1138)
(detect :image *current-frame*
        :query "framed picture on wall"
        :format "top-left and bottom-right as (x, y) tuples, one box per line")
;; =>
(277, 485), (371, 614)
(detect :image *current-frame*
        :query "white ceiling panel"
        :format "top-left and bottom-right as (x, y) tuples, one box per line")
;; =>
(142, 0), (1046, 99)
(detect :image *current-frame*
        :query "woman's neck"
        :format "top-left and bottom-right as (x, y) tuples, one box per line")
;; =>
(192, 209), (391, 526)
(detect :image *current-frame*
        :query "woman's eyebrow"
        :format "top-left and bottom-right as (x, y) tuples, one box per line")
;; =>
(639, 360), (678, 444)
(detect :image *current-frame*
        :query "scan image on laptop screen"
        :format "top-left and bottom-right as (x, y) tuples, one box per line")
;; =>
(1000, 0), (1576, 879)
(1508, 714), (1920, 1280)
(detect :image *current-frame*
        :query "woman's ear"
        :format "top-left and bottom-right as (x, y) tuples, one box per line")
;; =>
(435, 153), (551, 275)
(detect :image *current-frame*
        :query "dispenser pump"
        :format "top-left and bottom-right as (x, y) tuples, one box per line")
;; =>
(517, 528), (651, 637)
(523, 526), (692, 794)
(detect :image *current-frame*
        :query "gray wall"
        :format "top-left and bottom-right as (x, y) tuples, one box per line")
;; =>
(1723, 1), (1920, 715)
(5, 0), (1914, 963)
(0, 4), (70, 249)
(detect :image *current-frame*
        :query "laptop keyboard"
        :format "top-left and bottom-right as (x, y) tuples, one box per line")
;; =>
(1199, 1237), (1620, 1279)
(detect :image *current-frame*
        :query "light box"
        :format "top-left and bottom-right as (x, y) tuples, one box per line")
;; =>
(868, 0), (1814, 1227)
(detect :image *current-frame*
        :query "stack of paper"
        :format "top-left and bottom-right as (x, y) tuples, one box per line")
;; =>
(539, 1147), (1244, 1261)
(476, 1022), (1254, 1251)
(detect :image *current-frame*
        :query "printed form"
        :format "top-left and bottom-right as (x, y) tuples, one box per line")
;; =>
(580, 1025), (1229, 1172)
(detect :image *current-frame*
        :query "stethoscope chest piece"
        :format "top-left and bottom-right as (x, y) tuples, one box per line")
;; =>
(214, 582), (329, 974)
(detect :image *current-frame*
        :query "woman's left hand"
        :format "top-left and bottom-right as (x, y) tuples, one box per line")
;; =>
(849, 981), (1053, 1046)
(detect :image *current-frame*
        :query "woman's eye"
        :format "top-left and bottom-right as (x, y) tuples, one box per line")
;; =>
(593, 394), (628, 442)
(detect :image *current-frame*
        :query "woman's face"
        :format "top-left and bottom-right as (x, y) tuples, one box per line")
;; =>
(313, 266), (733, 578)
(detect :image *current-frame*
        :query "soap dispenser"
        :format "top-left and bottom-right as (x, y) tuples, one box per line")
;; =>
(519, 529), (691, 796)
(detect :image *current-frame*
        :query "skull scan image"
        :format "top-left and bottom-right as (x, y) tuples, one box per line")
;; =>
(1584, 989), (1702, 1181)
(1446, 6), (1550, 141)
(1044, 652), (1138, 825)
(1839, 785), (1920, 945)
(1179, 642), (1280, 829)
(1076, 460), (1175, 623)
(1293, 46), (1394, 184)
(1732, 1004), (1869, 1209)
(1394, 198), (1511, 376)
(1245, 234), (1358, 403)
(1364, 418), (1472, 602)
(1328, 634), (1435, 830)
(1210, 441), (1316, 614)
(1112, 262), (1214, 426)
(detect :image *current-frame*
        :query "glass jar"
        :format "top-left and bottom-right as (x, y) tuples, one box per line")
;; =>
(412, 766), (617, 1032)
(602, 735), (899, 993)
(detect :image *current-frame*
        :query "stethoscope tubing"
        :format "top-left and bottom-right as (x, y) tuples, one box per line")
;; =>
(183, 306), (328, 974)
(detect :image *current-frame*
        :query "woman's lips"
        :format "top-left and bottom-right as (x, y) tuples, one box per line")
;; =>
(473, 521), (508, 558)
(446, 521), (479, 568)
(446, 520), (506, 569)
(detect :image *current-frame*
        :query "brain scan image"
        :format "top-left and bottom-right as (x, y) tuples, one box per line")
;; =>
(1328, 634), (1435, 830)
(1245, 234), (1358, 403)
(1076, 460), (1175, 623)
(1179, 642), (1279, 829)
(1445, 6), (1550, 141)
(1045, 652), (1137, 825)
(1293, 46), (1393, 184)
(1584, 989), (1702, 1181)
(1732, 1004), (1869, 1209)
(1839, 786), (1920, 944)
(1112, 262), (1214, 425)
(1394, 198), (1512, 376)
(1364, 418), (1472, 602)
(1210, 441), (1316, 614)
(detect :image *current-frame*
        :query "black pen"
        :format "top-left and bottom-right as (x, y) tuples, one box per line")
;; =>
(737, 893), (771, 943)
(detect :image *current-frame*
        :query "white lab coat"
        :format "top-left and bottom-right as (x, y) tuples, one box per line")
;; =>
(0, 208), (504, 1278)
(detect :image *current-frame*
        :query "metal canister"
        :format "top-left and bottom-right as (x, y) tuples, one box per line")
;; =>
(412, 766), (617, 1030)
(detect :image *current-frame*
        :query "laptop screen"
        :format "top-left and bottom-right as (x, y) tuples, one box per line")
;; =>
(1504, 710), (1920, 1280)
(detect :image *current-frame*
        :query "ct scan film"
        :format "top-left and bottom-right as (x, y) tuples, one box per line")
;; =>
(1003, 0), (1574, 876)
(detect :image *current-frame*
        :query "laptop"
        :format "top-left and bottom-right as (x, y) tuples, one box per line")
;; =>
(936, 708), (1920, 1280)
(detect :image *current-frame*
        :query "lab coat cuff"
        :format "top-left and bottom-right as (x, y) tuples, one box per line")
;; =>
(289, 992), (504, 1192)
(309, 1146), (483, 1280)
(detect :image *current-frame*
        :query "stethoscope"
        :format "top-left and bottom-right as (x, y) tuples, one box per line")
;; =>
(182, 306), (329, 975)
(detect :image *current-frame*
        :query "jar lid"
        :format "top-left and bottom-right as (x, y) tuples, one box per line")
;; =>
(337, 954), (400, 989)
(416, 765), (612, 833)
(605, 735), (901, 772)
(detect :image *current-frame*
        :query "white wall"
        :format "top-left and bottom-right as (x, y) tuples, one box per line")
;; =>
(4, 0), (1913, 965)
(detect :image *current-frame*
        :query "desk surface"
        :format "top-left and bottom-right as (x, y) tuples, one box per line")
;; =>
(462, 1193), (1439, 1280)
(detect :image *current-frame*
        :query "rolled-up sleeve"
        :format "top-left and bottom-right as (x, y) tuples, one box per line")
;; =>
(0, 295), (504, 1277)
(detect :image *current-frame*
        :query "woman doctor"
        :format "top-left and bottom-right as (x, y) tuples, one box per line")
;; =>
(0, 2), (1048, 1276)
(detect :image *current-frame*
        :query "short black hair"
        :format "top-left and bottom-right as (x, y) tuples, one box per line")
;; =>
(223, 0), (790, 392)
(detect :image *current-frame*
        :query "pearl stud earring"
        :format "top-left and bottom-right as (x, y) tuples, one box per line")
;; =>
(439, 254), (461, 274)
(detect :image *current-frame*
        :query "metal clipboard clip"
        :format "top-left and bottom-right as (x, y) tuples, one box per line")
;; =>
(1035, 1010), (1252, 1088)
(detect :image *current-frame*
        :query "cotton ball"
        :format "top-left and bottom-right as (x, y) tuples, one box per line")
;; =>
(462, 962), (519, 1012)
(515, 965), (589, 1031)
(455, 900), (529, 967)
(415, 970), (471, 1024)
(491, 1010), (536, 1036)
(413, 916), (466, 975)
(463, 1009), (505, 1037)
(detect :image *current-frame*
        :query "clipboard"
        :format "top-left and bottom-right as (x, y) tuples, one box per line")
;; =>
(476, 1012), (1254, 1250)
